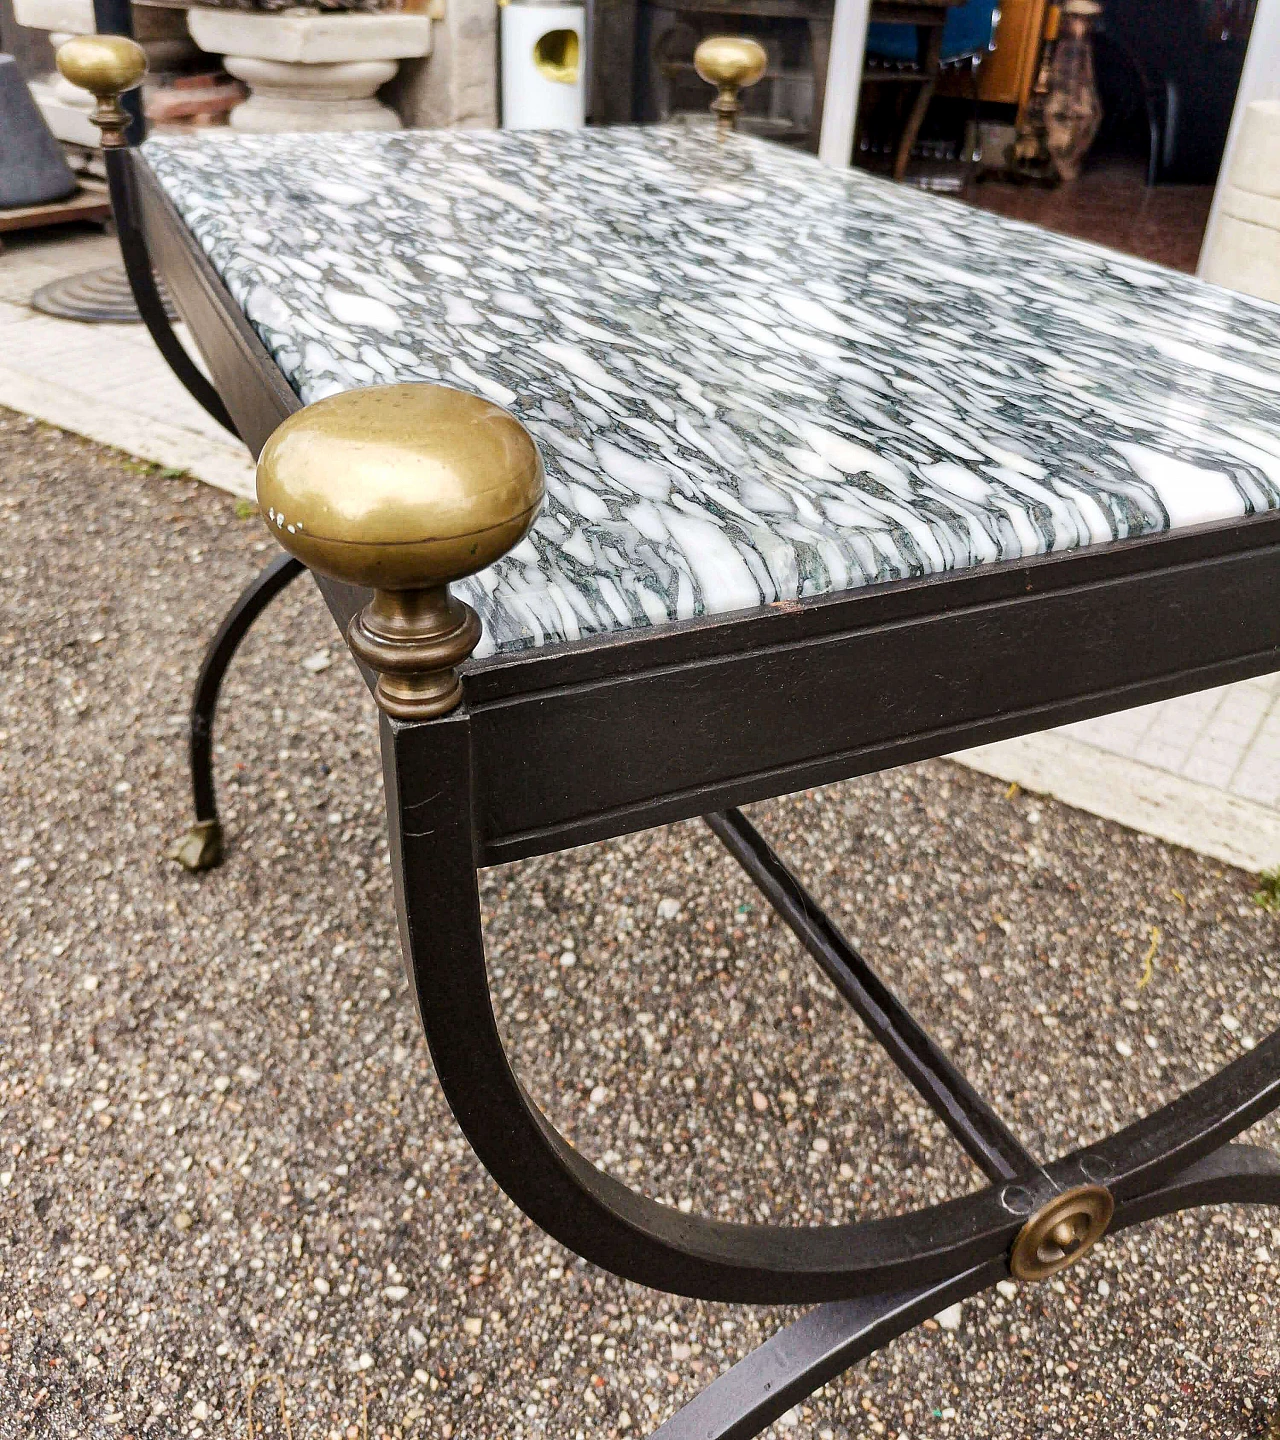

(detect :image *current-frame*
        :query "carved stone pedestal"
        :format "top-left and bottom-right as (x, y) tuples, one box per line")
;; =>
(185, 10), (433, 133)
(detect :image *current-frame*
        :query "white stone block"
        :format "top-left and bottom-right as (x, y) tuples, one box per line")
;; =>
(392, 0), (496, 129)
(186, 9), (432, 65)
(1225, 99), (1280, 201)
(12, 0), (93, 36)
(16, 0), (190, 39)
(27, 75), (99, 147)
(186, 9), (432, 132)
(1200, 101), (1280, 305)
(1202, 212), (1280, 305)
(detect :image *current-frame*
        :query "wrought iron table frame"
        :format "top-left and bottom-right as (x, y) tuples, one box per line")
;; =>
(92, 90), (1280, 1438)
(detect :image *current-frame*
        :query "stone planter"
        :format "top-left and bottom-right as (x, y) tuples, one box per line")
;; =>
(186, 9), (432, 132)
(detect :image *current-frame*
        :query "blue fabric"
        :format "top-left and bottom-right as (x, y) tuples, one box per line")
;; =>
(865, 0), (999, 64)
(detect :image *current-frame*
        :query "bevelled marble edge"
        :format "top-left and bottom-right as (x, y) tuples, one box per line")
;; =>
(141, 121), (1270, 316)
(141, 125), (1280, 662)
(455, 501), (1280, 678)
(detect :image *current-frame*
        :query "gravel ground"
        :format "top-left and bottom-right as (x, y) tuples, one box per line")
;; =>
(2, 408), (1279, 1440)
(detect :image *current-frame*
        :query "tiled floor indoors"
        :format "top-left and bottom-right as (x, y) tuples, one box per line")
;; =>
(964, 157), (1215, 276)
(1, 190), (1277, 873)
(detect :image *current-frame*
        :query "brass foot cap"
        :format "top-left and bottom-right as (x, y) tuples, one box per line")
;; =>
(1010, 1184), (1113, 1282)
(169, 819), (223, 873)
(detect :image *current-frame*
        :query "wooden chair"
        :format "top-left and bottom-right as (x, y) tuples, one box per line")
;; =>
(862, 0), (993, 178)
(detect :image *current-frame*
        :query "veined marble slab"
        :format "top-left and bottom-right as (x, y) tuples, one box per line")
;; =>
(144, 126), (1280, 659)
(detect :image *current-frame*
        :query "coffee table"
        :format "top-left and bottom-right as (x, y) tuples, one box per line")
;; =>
(61, 35), (1280, 1440)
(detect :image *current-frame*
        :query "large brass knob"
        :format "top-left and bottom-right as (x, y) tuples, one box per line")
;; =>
(693, 35), (767, 138)
(55, 34), (147, 148)
(257, 383), (545, 720)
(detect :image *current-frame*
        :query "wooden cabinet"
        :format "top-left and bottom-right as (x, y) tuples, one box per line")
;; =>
(976, 0), (1048, 106)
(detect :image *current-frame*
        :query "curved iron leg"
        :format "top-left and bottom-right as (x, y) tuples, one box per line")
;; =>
(382, 708), (1280, 1431)
(653, 1261), (1005, 1440)
(382, 706), (1280, 1303)
(105, 150), (239, 438)
(92, 0), (239, 435)
(652, 1143), (1280, 1440)
(382, 709), (1038, 1301)
(170, 553), (305, 871)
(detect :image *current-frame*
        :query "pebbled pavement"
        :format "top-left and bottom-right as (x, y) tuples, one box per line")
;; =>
(1, 410), (1278, 1439)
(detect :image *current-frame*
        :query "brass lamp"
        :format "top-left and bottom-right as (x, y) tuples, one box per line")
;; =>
(693, 35), (767, 138)
(256, 383), (545, 721)
(55, 34), (147, 149)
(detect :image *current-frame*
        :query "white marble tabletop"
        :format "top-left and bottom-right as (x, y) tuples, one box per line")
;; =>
(144, 126), (1280, 658)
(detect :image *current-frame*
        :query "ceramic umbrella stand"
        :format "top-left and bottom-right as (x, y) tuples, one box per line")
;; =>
(500, 0), (585, 128)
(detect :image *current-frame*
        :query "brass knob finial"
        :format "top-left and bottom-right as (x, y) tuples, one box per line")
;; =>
(257, 383), (544, 721)
(693, 35), (767, 138)
(55, 34), (147, 149)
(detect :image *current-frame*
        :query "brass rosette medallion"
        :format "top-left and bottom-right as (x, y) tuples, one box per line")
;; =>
(1009, 1184), (1114, 1282)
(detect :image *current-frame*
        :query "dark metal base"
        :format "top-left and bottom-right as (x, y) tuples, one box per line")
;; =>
(165, 568), (1280, 1434)
(651, 1143), (1280, 1440)
(160, 657), (1280, 1436)
(31, 262), (177, 324)
(648, 810), (1280, 1439)
(379, 706), (1280, 1440)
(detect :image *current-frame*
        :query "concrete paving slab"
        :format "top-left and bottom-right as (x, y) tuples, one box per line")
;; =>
(0, 226), (255, 496)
